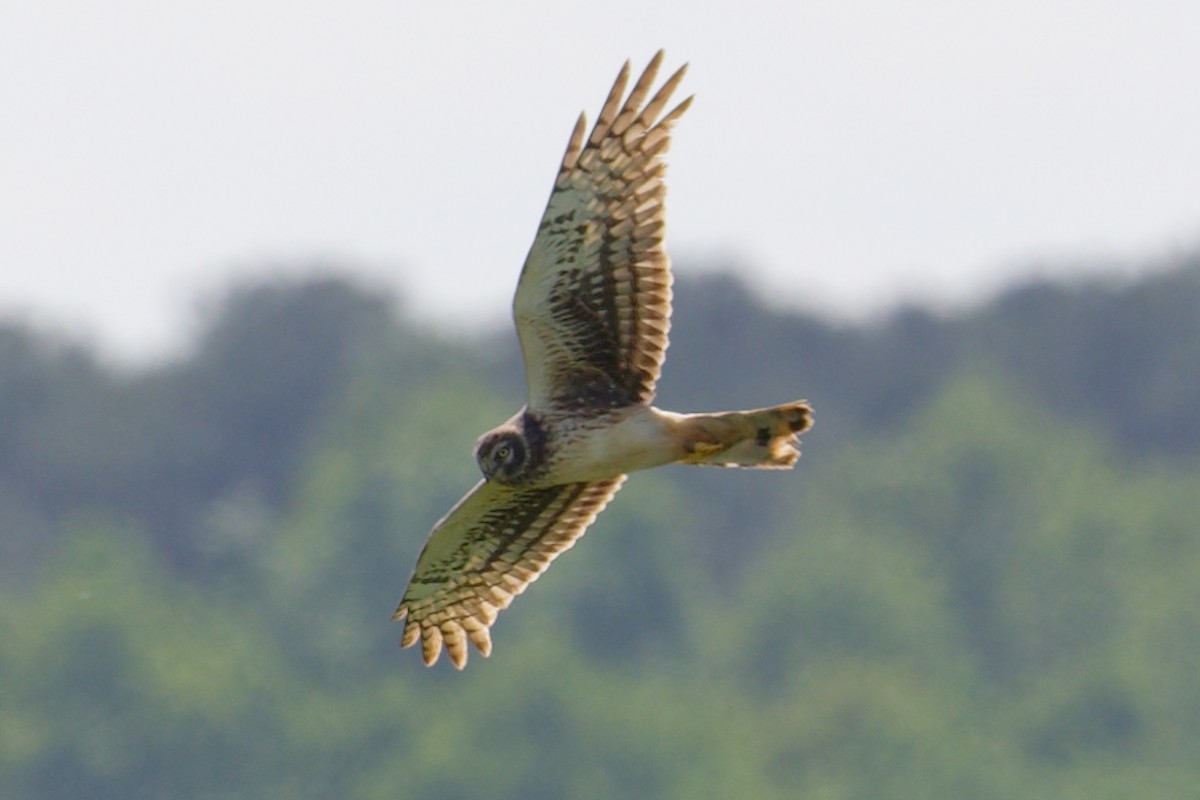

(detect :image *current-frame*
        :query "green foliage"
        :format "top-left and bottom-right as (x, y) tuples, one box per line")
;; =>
(3, 263), (1200, 797)
(2, 521), (291, 798)
(732, 371), (1200, 796)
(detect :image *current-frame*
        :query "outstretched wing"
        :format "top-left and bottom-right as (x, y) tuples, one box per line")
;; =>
(514, 51), (692, 413)
(392, 475), (626, 669)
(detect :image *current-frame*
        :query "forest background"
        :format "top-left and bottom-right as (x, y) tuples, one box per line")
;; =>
(3, 251), (1199, 799)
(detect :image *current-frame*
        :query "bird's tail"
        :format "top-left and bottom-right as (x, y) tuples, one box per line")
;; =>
(677, 400), (813, 469)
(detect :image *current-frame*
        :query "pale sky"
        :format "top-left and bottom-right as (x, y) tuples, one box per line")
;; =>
(3, 1), (1199, 360)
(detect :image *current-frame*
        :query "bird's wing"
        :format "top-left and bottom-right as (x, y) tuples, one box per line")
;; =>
(513, 51), (692, 413)
(392, 475), (626, 669)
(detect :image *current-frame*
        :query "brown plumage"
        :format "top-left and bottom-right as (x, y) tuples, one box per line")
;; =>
(392, 52), (813, 669)
(514, 51), (688, 412)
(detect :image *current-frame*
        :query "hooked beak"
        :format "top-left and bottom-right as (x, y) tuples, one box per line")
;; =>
(477, 456), (495, 482)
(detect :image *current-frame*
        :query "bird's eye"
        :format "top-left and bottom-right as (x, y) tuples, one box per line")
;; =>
(495, 444), (512, 462)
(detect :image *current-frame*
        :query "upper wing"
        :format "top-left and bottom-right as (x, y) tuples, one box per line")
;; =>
(513, 51), (692, 413)
(392, 475), (626, 669)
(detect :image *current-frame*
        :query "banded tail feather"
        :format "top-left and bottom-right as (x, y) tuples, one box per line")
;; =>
(679, 401), (813, 468)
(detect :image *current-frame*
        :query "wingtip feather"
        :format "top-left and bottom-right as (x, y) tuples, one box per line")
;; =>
(421, 625), (443, 666)
(560, 112), (588, 175)
(443, 622), (468, 669)
(468, 626), (494, 658)
(592, 59), (633, 144)
(400, 620), (421, 649)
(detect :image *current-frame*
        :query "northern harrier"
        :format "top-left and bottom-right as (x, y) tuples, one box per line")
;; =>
(393, 52), (812, 668)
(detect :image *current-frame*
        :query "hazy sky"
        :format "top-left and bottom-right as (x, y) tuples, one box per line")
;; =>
(4, 1), (1199, 360)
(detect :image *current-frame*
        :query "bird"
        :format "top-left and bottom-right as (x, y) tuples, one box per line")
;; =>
(392, 51), (813, 669)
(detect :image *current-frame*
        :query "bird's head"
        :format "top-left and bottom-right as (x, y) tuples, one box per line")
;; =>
(475, 429), (529, 484)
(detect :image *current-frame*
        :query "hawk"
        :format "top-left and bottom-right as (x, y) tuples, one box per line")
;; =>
(393, 51), (813, 669)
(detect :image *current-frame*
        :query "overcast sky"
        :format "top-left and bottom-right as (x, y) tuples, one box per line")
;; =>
(4, 1), (1198, 360)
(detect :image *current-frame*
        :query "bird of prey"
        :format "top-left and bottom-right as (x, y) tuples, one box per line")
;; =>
(393, 51), (812, 669)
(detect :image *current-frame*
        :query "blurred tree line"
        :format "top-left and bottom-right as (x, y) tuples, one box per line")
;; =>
(2, 255), (1199, 798)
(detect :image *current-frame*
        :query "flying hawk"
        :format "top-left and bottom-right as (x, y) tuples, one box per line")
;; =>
(393, 51), (812, 668)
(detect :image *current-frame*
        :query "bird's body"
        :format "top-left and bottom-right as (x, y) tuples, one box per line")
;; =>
(481, 405), (681, 486)
(392, 52), (813, 669)
(503, 402), (812, 485)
